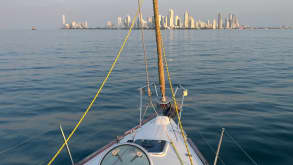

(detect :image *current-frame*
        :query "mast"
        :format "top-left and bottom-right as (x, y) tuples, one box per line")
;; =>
(152, 0), (166, 102)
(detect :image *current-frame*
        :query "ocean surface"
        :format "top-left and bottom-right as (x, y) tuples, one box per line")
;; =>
(0, 29), (292, 165)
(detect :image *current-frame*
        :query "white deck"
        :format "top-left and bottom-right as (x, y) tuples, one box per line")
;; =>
(78, 116), (208, 165)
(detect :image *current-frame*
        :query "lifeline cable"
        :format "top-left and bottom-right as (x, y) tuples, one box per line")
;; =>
(225, 130), (259, 165)
(198, 130), (227, 165)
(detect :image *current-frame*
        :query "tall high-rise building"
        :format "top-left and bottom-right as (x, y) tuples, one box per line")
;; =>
(232, 14), (237, 28)
(124, 15), (131, 28)
(158, 15), (162, 27)
(147, 17), (153, 28)
(225, 17), (230, 29)
(184, 11), (189, 28)
(189, 16), (195, 28)
(84, 21), (88, 28)
(212, 19), (217, 29)
(195, 21), (199, 29)
(147, 17), (152, 24)
(62, 14), (66, 25)
(117, 17), (123, 27)
(168, 9), (175, 28)
(161, 16), (165, 27)
(235, 16), (240, 28)
(231, 15), (240, 28)
(164, 16), (168, 28)
(175, 16), (181, 27)
(228, 13), (233, 28)
(127, 15), (131, 27)
(207, 20), (212, 29)
(217, 13), (222, 29)
(137, 10), (144, 28)
(136, 18), (140, 28)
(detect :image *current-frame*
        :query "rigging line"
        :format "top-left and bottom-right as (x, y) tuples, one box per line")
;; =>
(198, 130), (227, 165)
(150, 32), (158, 89)
(202, 113), (258, 165)
(35, 158), (49, 165)
(141, 104), (150, 121)
(163, 121), (184, 165)
(138, 0), (151, 97)
(151, 38), (158, 89)
(137, 0), (159, 124)
(47, 4), (142, 165)
(154, 83), (159, 96)
(161, 39), (194, 165)
(225, 130), (259, 165)
(0, 132), (46, 156)
(141, 99), (158, 124)
(149, 99), (158, 115)
(168, 117), (178, 141)
(0, 136), (34, 155)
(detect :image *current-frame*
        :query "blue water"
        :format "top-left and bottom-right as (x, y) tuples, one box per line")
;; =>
(0, 29), (292, 165)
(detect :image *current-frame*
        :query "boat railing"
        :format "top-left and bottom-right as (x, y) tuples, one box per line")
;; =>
(138, 83), (188, 125)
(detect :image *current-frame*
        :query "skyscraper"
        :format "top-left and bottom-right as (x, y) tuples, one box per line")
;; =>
(218, 13), (223, 29)
(164, 16), (168, 28)
(161, 16), (165, 27)
(184, 11), (189, 28)
(62, 14), (66, 25)
(212, 19), (217, 29)
(232, 15), (240, 28)
(195, 21), (199, 29)
(228, 13), (233, 28)
(189, 16), (195, 28)
(84, 21), (88, 28)
(117, 17), (122, 27)
(232, 14), (236, 28)
(147, 17), (153, 28)
(225, 17), (230, 29)
(235, 16), (240, 28)
(175, 16), (180, 27)
(124, 16), (131, 28)
(207, 20), (211, 29)
(137, 10), (145, 28)
(168, 9), (175, 28)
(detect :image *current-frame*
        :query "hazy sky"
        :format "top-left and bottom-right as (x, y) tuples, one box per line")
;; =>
(0, 0), (292, 29)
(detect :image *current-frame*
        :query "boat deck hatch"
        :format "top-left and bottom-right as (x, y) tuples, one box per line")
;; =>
(134, 139), (167, 153)
(100, 144), (151, 165)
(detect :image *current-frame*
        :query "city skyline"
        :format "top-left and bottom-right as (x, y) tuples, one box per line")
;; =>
(106, 9), (241, 30)
(0, 0), (293, 29)
(62, 14), (88, 29)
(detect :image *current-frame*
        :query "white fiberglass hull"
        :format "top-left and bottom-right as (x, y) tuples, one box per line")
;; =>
(77, 115), (209, 165)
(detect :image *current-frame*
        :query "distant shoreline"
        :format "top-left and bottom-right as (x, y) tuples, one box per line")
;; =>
(61, 27), (292, 30)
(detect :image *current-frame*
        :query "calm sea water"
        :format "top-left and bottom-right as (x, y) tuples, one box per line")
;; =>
(0, 29), (292, 165)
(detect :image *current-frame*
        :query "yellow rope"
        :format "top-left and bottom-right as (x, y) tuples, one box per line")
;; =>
(47, 9), (140, 165)
(162, 40), (194, 165)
